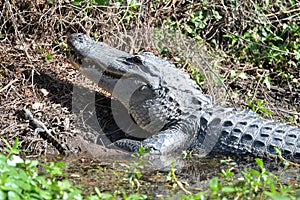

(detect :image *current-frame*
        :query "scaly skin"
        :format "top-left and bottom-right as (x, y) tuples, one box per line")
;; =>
(68, 33), (300, 161)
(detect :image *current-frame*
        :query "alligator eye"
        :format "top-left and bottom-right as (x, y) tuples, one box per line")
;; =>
(139, 84), (151, 92)
(133, 56), (143, 63)
(139, 85), (148, 91)
(127, 55), (143, 64)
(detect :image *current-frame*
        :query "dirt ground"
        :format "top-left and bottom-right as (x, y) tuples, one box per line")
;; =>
(0, 0), (299, 157)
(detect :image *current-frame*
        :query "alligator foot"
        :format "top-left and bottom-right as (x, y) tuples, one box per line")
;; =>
(110, 139), (141, 152)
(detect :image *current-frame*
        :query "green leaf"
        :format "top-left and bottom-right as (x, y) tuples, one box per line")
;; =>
(1, 138), (12, 151)
(54, 161), (67, 168)
(46, 54), (53, 60)
(127, 0), (141, 9)
(269, 183), (276, 193)
(7, 191), (21, 200)
(249, 169), (260, 176)
(94, 187), (102, 197)
(11, 138), (20, 151)
(259, 107), (273, 116)
(185, 25), (193, 34)
(271, 36), (283, 41)
(222, 186), (236, 193)
(25, 159), (39, 168)
(57, 180), (72, 190)
(14, 180), (31, 191)
(72, 0), (82, 6)
(53, 40), (59, 45)
(135, 171), (142, 179)
(95, 0), (107, 5)
(209, 177), (219, 191)
(294, 50), (300, 61)
(97, 192), (113, 199)
(0, 190), (7, 199)
(128, 194), (148, 199)
(247, 101), (255, 111)
(264, 192), (290, 200)
(255, 158), (264, 169)
(212, 10), (222, 20)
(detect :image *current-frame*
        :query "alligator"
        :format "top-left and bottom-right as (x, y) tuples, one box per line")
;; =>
(68, 33), (300, 162)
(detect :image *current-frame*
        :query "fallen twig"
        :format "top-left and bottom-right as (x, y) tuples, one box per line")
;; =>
(265, 8), (300, 17)
(20, 108), (68, 155)
(0, 78), (18, 93)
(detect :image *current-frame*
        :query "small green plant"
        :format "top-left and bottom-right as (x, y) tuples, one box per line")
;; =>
(274, 147), (300, 168)
(87, 187), (116, 200)
(87, 187), (148, 200)
(131, 145), (151, 158)
(248, 99), (274, 116)
(53, 39), (68, 51)
(124, 0), (142, 9)
(125, 145), (150, 189)
(1, 138), (22, 157)
(190, 68), (205, 87)
(182, 150), (193, 159)
(166, 163), (191, 195)
(127, 161), (142, 189)
(0, 138), (83, 200)
(219, 157), (237, 183)
(46, 53), (53, 60)
(206, 158), (300, 199)
(37, 45), (43, 54)
(121, 191), (148, 200)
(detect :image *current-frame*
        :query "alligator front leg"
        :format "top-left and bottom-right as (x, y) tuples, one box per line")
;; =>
(113, 114), (200, 154)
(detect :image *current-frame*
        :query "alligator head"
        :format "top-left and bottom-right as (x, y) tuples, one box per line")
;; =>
(68, 33), (212, 134)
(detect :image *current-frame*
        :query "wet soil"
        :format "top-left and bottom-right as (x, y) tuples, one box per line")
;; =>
(35, 152), (299, 198)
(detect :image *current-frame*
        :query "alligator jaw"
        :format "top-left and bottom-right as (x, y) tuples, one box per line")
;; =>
(67, 33), (135, 92)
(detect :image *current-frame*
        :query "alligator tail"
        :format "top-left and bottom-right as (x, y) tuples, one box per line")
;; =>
(195, 107), (300, 162)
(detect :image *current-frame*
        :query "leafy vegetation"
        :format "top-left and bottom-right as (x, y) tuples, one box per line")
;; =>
(150, 0), (299, 118)
(1, 140), (299, 199)
(177, 1), (300, 72)
(121, 146), (151, 190)
(205, 158), (299, 199)
(0, 138), (82, 200)
(248, 99), (274, 116)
